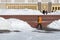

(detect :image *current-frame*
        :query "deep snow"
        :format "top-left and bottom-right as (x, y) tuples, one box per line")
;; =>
(0, 31), (60, 40)
(0, 9), (43, 15)
(0, 17), (10, 30)
(1, 9), (60, 15)
(7, 18), (36, 31)
(47, 19), (60, 30)
(48, 10), (60, 15)
(0, 9), (60, 40)
(0, 17), (36, 31)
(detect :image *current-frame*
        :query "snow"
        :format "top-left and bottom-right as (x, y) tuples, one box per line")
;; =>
(47, 19), (60, 30)
(7, 18), (35, 31)
(0, 17), (36, 31)
(0, 31), (60, 40)
(0, 17), (10, 30)
(0, 17), (60, 40)
(1, 9), (60, 15)
(0, 9), (43, 15)
(48, 10), (60, 15)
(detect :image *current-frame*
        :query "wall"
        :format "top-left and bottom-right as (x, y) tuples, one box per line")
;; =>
(6, 4), (38, 10)
(41, 3), (48, 12)
(0, 3), (38, 10)
(0, 15), (60, 28)
(0, 3), (7, 9)
(38, 2), (52, 12)
(52, 4), (60, 11)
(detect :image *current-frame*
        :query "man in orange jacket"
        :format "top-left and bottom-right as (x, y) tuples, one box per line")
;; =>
(36, 16), (43, 30)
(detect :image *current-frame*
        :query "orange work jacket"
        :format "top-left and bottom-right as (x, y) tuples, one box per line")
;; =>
(38, 17), (42, 23)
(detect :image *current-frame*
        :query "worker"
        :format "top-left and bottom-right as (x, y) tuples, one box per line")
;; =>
(36, 16), (43, 30)
(52, 10), (53, 12)
(45, 10), (48, 15)
(42, 10), (45, 15)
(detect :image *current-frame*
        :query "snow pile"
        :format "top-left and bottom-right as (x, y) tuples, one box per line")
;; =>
(0, 17), (35, 31)
(48, 10), (60, 15)
(0, 17), (10, 30)
(0, 9), (43, 15)
(7, 18), (35, 31)
(47, 19), (60, 30)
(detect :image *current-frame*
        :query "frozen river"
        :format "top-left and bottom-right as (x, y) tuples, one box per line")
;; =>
(0, 31), (60, 40)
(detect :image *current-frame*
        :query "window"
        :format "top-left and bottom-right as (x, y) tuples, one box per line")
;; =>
(11, 0), (15, 3)
(15, 0), (37, 3)
(1, 0), (6, 3)
(54, 0), (59, 3)
(1, 0), (11, 3)
(52, 7), (54, 10)
(59, 0), (60, 3)
(0, 0), (1, 3)
(32, 0), (37, 3)
(41, 0), (49, 3)
(51, 0), (54, 3)
(55, 7), (57, 10)
(28, 0), (37, 3)
(0, 0), (38, 3)
(25, 0), (28, 3)
(58, 7), (60, 10)
(15, 0), (25, 3)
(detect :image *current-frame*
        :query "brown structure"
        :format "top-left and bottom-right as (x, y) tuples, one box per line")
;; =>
(0, 15), (60, 28)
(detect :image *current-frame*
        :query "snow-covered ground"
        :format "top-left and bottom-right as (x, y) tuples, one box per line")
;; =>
(0, 31), (60, 40)
(0, 17), (36, 32)
(0, 17), (10, 30)
(0, 17), (60, 40)
(1, 9), (60, 15)
(48, 10), (60, 15)
(47, 19), (60, 30)
(7, 18), (36, 31)
(0, 9), (60, 40)
(0, 9), (43, 15)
